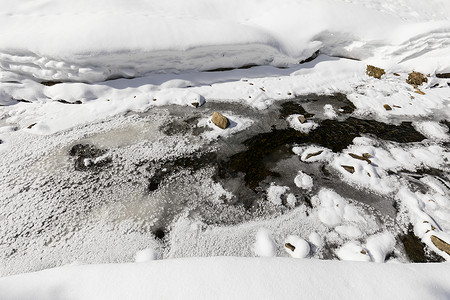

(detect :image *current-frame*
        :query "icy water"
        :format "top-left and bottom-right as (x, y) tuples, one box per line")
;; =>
(0, 94), (447, 275)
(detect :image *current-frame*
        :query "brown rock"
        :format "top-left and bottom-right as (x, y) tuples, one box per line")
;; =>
(27, 123), (37, 129)
(341, 165), (355, 174)
(349, 153), (371, 164)
(366, 65), (385, 79)
(384, 104), (392, 111)
(362, 153), (371, 159)
(304, 150), (323, 160)
(393, 105), (402, 108)
(298, 115), (307, 124)
(430, 235), (450, 255)
(393, 73), (400, 77)
(414, 89), (425, 95)
(360, 250), (367, 255)
(406, 71), (428, 87)
(191, 102), (199, 108)
(211, 112), (230, 129)
(285, 243), (296, 252)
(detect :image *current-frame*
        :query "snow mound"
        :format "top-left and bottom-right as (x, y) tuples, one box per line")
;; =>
(254, 228), (277, 257)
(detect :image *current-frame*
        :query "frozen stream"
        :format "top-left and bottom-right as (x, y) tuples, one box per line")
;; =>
(0, 94), (449, 275)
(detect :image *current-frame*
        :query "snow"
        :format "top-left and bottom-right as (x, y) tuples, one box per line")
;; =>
(1, 257), (450, 300)
(315, 189), (366, 228)
(287, 114), (319, 133)
(414, 121), (450, 140)
(134, 248), (158, 263)
(365, 232), (396, 263)
(294, 171), (314, 190)
(284, 235), (311, 258)
(253, 228), (277, 257)
(197, 114), (254, 140)
(267, 184), (290, 206)
(337, 242), (371, 262)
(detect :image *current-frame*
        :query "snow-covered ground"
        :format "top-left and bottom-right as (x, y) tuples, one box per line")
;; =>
(1, 0), (450, 298)
(1, 257), (450, 300)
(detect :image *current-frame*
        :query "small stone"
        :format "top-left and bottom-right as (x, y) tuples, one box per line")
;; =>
(287, 92), (292, 95)
(285, 243), (296, 252)
(430, 235), (450, 255)
(393, 105), (402, 108)
(384, 104), (392, 111)
(360, 250), (367, 255)
(304, 150), (323, 160)
(349, 153), (371, 164)
(211, 112), (230, 129)
(298, 115), (307, 124)
(27, 123), (37, 129)
(414, 89), (425, 95)
(393, 73), (400, 77)
(362, 153), (371, 159)
(366, 65), (385, 79)
(341, 165), (355, 174)
(191, 102), (199, 108)
(0, 139), (3, 144)
(260, 87), (266, 92)
(406, 71), (428, 87)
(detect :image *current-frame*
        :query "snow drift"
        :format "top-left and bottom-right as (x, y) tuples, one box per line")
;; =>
(1, 0), (449, 82)
(0, 257), (449, 300)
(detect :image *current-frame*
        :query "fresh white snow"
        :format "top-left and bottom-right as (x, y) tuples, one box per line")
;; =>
(1, 257), (450, 300)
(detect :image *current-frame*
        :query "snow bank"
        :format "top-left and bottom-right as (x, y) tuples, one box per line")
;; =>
(1, 257), (449, 300)
(1, 0), (449, 82)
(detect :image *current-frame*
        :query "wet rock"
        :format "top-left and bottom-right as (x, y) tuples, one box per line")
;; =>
(153, 228), (166, 240)
(280, 102), (314, 119)
(298, 115), (307, 124)
(299, 50), (320, 64)
(304, 150), (323, 160)
(430, 235), (450, 255)
(285, 242), (296, 251)
(436, 73), (450, 79)
(341, 165), (355, 174)
(41, 81), (62, 86)
(383, 104), (392, 111)
(349, 153), (371, 164)
(56, 99), (82, 105)
(400, 226), (444, 263)
(366, 65), (385, 79)
(212, 112), (230, 129)
(406, 71), (428, 87)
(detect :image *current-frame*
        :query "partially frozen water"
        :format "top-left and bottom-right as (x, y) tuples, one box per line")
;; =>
(0, 94), (448, 275)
